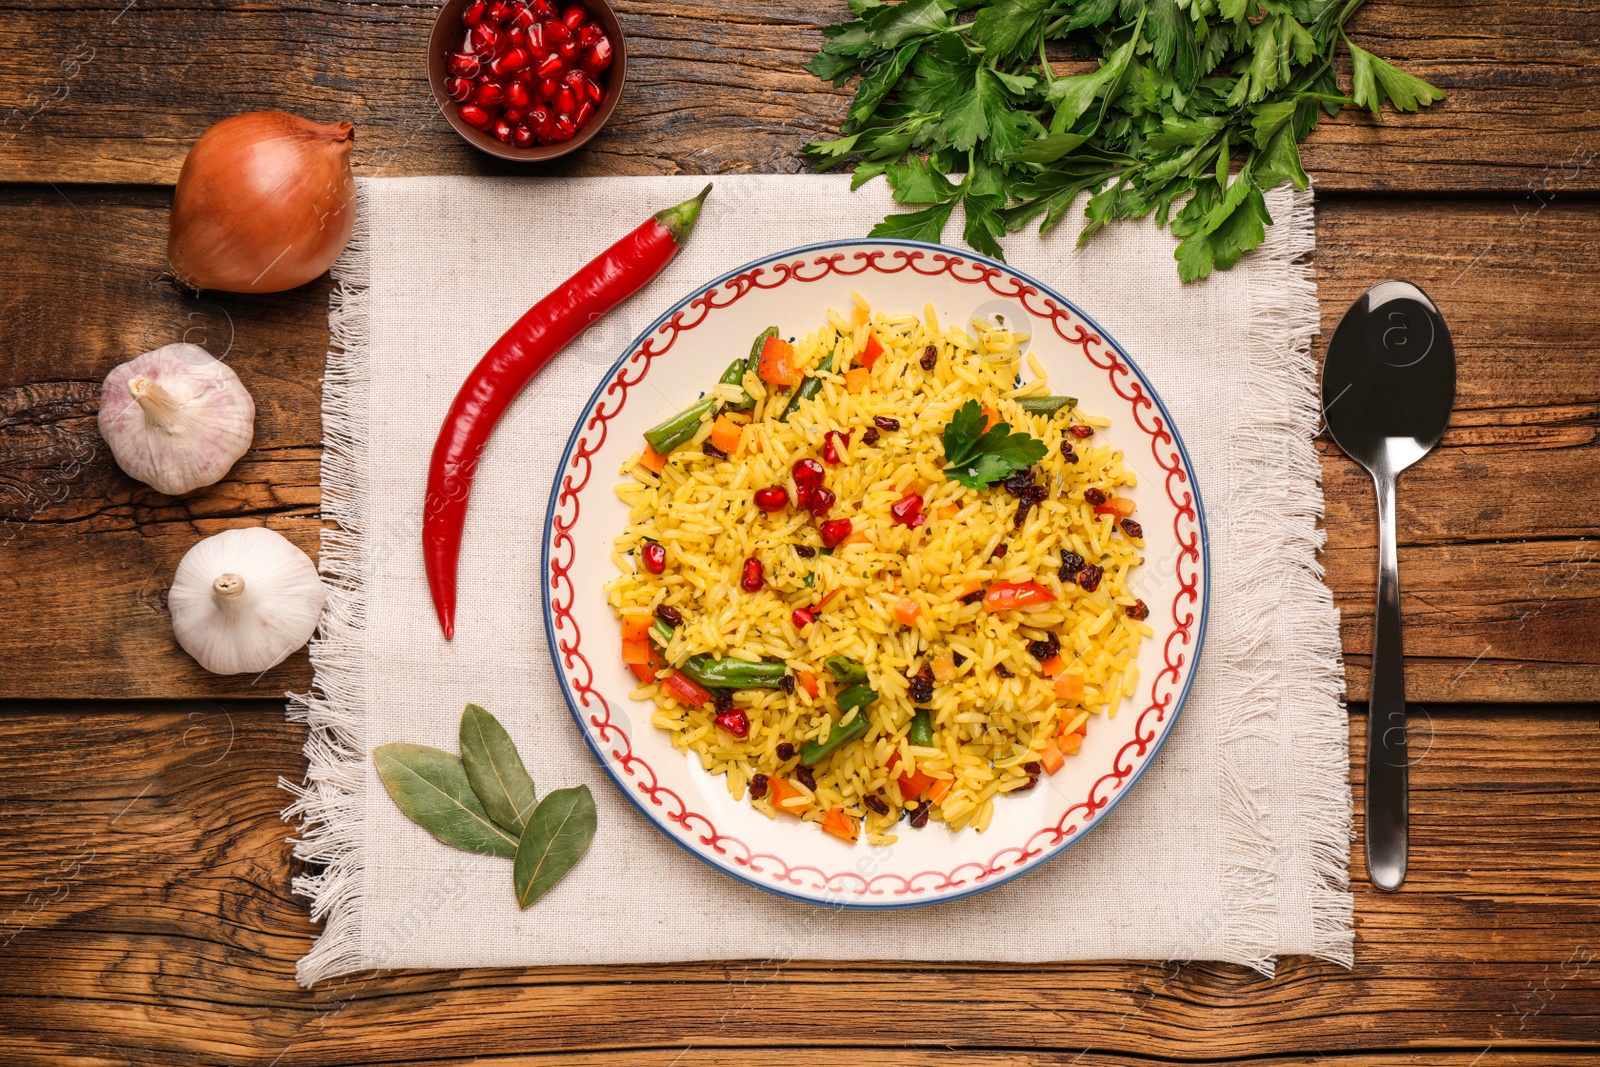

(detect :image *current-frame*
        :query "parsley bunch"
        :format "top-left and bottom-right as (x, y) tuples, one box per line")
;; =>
(942, 400), (1049, 488)
(806, 0), (1443, 280)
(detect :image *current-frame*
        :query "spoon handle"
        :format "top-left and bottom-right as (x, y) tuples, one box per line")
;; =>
(1367, 467), (1408, 891)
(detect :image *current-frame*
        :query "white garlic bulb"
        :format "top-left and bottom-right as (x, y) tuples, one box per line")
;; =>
(98, 343), (255, 496)
(169, 527), (326, 675)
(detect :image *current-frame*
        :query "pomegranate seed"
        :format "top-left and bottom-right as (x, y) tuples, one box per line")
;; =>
(741, 558), (764, 592)
(556, 86), (577, 114)
(493, 119), (516, 143)
(819, 518), (852, 548)
(512, 123), (536, 147)
(578, 23), (601, 46)
(506, 24), (526, 47)
(754, 486), (788, 513)
(582, 34), (613, 73)
(1069, 424), (1094, 439)
(502, 107), (525, 122)
(574, 99), (594, 127)
(562, 67), (585, 87)
(470, 22), (499, 51)
(821, 430), (850, 465)
(505, 79), (531, 109)
(1126, 599), (1150, 620)
(457, 104), (492, 129)
(499, 46), (530, 72)
(513, 5), (536, 27)
(462, 0), (487, 25)
(641, 542), (666, 574)
(543, 18), (570, 41)
(532, 0), (555, 15)
(488, 1), (511, 22)
(1083, 487), (1106, 506)
(792, 607), (815, 629)
(536, 51), (563, 77)
(558, 39), (579, 60)
(583, 73), (603, 103)
(447, 51), (482, 77)
(807, 486), (836, 517)
(715, 708), (750, 739)
(537, 75), (560, 99)
(890, 493), (924, 527)
(525, 19), (545, 48)
(445, 75), (474, 102)
(792, 458), (825, 490)
(527, 105), (552, 132)
(473, 80), (505, 106)
(562, 4), (587, 28)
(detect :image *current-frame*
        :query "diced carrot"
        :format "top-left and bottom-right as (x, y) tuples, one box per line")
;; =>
(894, 597), (921, 627)
(1107, 496), (1137, 517)
(1039, 654), (1065, 678)
(957, 579), (984, 598)
(1054, 673), (1085, 702)
(930, 651), (957, 681)
(757, 335), (800, 386)
(637, 445), (668, 473)
(858, 331), (884, 368)
(844, 367), (871, 393)
(925, 777), (953, 804)
(709, 415), (743, 455)
(981, 405), (1000, 432)
(766, 776), (806, 813)
(627, 641), (666, 682)
(937, 504), (960, 521)
(621, 616), (653, 644)
(1037, 741), (1065, 775)
(1060, 732), (1083, 756)
(798, 670), (820, 699)
(820, 808), (860, 843)
(897, 766), (936, 800)
(621, 638), (653, 666)
(838, 528), (873, 547)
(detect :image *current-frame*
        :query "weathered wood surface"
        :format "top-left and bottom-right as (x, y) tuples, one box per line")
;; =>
(0, 190), (1594, 701)
(0, 703), (1596, 1066)
(0, 0), (1597, 191)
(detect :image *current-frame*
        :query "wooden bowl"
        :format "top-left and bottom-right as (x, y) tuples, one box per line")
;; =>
(426, 0), (626, 162)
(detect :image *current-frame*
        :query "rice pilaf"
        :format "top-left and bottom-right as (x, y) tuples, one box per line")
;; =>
(607, 296), (1151, 846)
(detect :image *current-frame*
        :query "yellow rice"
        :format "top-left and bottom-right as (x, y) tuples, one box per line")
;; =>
(607, 298), (1147, 845)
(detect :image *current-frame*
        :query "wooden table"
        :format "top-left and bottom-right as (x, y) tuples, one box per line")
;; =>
(2, 0), (1597, 1063)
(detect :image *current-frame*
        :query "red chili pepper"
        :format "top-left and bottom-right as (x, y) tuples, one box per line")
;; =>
(423, 187), (712, 638)
(982, 580), (1058, 612)
(660, 669), (712, 708)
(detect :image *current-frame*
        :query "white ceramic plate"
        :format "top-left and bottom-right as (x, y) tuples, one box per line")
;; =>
(542, 240), (1209, 908)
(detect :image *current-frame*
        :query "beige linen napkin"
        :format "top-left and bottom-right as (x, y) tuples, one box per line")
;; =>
(283, 175), (1349, 986)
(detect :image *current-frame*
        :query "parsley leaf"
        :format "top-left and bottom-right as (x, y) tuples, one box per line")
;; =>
(941, 400), (1048, 488)
(804, 0), (1443, 282)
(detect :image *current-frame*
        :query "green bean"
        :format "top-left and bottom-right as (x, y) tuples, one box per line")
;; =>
(779, 352), (835, 422)
(908, 708), (933, 747)
(823, 655), (868, 686)
(798, 686), (878, 764)
(1016, 395), (1077, 415)
(650, 619), (674, 648)
(644, 396), (718, 454)
(749, 326), (780, 363)
(681, 655), (789, 690)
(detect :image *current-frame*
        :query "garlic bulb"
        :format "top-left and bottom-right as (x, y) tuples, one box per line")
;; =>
(169, 527), (326, 675)
(98, 343), (255, 496)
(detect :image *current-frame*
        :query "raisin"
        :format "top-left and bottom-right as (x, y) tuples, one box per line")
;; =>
(1083, 487), (1106, 506)
(995, 663), (1014, 678)
(1077, 564), (1103, 592)
(909, 671), (933, 704)
(909, 800), (932, 828)
(1024, 484), (1048, 504)
(1028, 633), (1060, 662)
(1024, 761), (1042, 775)
(712, 689), (734, 712)
(920, 345), (937, 370)
(655, 604), (683, 626)
(952, 651), (967, 667)
(781, 674), (796, 694)
(1069, 424), (1094, 439)
(1058, 551), (1084, 581)
(1126, 599), (1150, 621)
(797, 765), (816, 790)
(1014, 775), (1039, 793)
(1060, 442), (1078, 462)
(960, 590), (984, 605)
(702, 441), (728, 460)
(1014, 500), (1034, 529)
(776, 742), (796, 761)
(749, 773), (769, 799)
(794, 544), (817, 559)
(992, 544), (1008, 558)
(1121, 519), (1143, 539)
(863, 795), (890, 815)
(1001, 469), (1035, 497)
(873, 415), (900, 432)
(862, 427), (880, 447)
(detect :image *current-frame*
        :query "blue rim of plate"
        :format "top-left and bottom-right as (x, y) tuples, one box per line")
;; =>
(540, 238), (1211, 909)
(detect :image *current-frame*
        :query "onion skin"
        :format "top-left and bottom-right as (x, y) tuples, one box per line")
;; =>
(168, 111), (356, 294)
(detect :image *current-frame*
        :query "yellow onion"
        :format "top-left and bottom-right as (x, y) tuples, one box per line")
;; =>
(168, 111), (356, 294)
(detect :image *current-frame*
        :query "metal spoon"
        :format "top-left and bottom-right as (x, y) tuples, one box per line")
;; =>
(1322, 280), (1455, 893)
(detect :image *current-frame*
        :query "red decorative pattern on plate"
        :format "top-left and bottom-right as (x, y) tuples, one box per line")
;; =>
(548, 247), (1202, 899)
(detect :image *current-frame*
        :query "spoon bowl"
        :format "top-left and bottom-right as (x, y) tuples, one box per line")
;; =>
(1323, 280), (1455, 892)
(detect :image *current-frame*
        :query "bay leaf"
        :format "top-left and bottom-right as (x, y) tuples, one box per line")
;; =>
(373, 742), (519, 858)
(513, 785), (597, 908)
(459, 703), (539, 836)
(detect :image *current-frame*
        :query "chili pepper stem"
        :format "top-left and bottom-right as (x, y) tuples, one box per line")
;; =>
(653, 184), (713, 243)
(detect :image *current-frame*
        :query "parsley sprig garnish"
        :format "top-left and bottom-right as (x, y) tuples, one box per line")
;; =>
(942, 399), (1049, 488)
(805, 0), (1443, 281)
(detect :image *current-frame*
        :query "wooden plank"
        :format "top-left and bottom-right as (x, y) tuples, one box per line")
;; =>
(0, 190), (1595, 700)
(0, 703), (1596, 1066)
(0, 0), (1596, 192)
